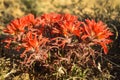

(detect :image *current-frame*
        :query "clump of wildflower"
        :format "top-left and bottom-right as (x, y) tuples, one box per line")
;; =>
(2, 13), (113, 66)
(81, 19), (113, 54)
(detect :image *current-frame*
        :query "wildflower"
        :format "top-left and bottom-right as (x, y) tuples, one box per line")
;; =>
(22, 32), (39, 49)
(4, 14), (35, 35)
(21, 32), (48, 58)
(81, 19), (113, 54)
(20, 32), (39, 58)
(41, 13), (61, 23)
(59, 14), (82, 37)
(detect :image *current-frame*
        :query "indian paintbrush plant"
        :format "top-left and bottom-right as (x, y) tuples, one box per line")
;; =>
(1, 13), (113, 79)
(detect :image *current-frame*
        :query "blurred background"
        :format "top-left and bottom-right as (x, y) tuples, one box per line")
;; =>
(0, 0), (120, 25)
(0, 0), (120, 79)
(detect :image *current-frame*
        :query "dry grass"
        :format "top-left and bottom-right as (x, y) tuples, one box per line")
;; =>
(0, 0), (120, 80)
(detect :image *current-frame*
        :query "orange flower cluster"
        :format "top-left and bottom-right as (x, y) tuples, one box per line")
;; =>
(3, 13), (113, 65)
(81, 19), (113, 54)
(4, 14), (34, 35)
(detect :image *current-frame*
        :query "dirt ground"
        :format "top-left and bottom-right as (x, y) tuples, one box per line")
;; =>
(0, 0), (120, 80)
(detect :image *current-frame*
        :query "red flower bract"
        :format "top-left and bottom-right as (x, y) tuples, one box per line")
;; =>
(4, 14), (35, 35)
(2, 13), (113, 66)
(81, 19), (113, 54)
(23, 32), (39, 49)
(41, 13), (61, 23)
(58, 13), (82, 37)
